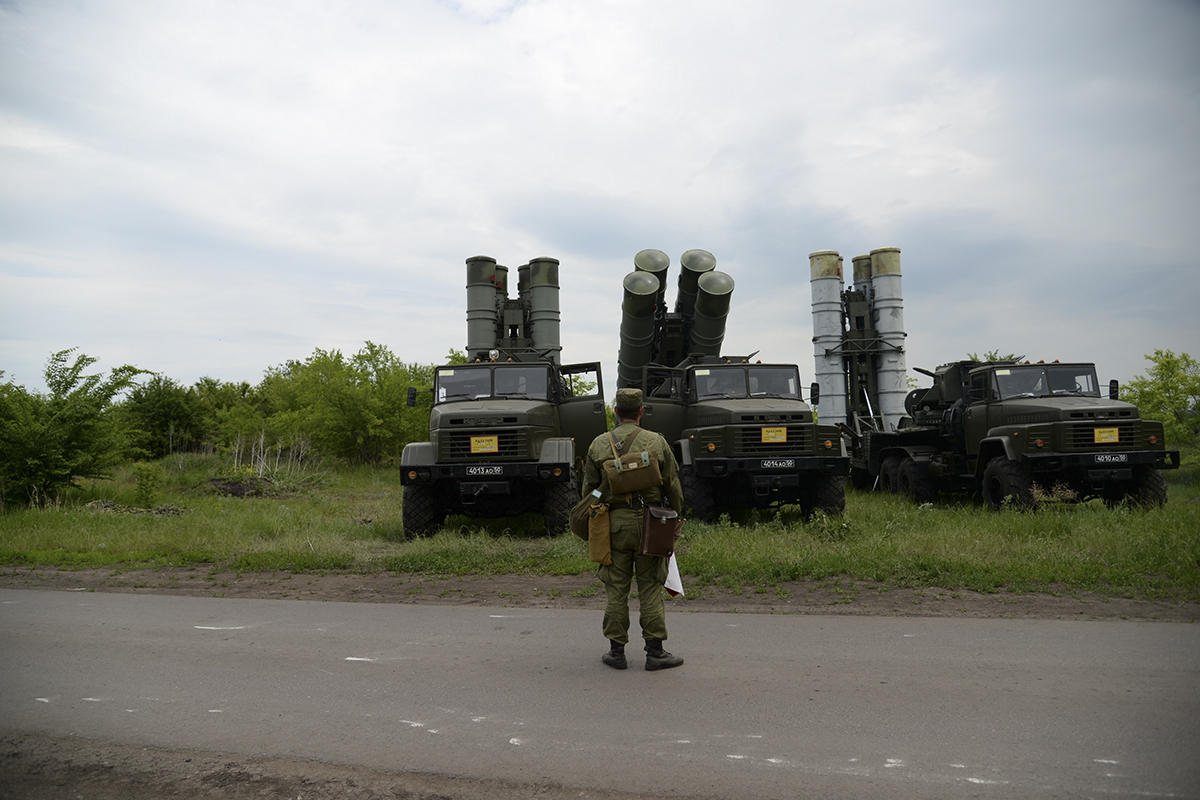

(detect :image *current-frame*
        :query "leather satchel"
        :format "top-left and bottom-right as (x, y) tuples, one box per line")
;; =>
(640, 504), (682, 557)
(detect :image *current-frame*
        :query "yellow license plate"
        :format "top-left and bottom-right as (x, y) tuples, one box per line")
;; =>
(761, 427), (787, 444)
(1094, 427), (1119, 444)
(470, 435), (499, 454)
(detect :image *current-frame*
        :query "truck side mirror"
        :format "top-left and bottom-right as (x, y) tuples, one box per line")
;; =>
(1108, 380), (1119, 400)
(809, 382), (820, 406)
(407, 386), (417, 407)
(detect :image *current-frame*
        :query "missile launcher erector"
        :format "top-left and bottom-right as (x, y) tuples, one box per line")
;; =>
(612, 249), (848, 522)
(465, 255), (562, 363)
(401, 254), (608, 539)
(618, 248), (735, 389)
(808, 247), (909, 434)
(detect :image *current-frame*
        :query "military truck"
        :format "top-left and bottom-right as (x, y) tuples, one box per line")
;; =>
(849, 358), (1180, 508)
(400, 255), (608, 538)
(616, 249), (848, 521)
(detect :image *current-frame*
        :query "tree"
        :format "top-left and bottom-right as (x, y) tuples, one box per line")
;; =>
(121, 374), (209, 457)
(1122, 349), (1200, 447)
(0, 349), (145, 507)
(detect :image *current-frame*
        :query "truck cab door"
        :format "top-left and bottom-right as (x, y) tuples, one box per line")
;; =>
(557, 362), (608, 444)
(640, 365), (686, 445)
(962, 370), (991, 456)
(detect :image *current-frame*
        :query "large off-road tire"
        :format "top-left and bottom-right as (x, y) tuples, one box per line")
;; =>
(682, 467), (716, 523)
(542, 478), (577, 536)
(813, 473), (846, 516)
(402, 483), (444, 539)
(982, 457), (1037, 511)
(879, 456), (902, 493)
(897, 457), (936, 504)
(1119, 467), (1168, 510)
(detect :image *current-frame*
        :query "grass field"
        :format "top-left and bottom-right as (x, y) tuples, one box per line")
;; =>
(1, 452), (1198, 602)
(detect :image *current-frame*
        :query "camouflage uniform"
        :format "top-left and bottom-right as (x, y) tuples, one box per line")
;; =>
(581, 396), (684, 647)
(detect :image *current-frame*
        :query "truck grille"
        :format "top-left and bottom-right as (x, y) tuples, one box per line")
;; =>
(440, 430), (528, 461)
(1067, 421), (1138, 450)
(733, 426), (812, 456)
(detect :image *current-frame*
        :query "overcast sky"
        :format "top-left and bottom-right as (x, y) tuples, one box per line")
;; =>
(2, 0), (1198, 399)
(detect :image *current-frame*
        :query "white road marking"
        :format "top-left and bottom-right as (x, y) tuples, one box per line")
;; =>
(83, 697), (102, 702)
(399, 720), (425, 728)
(194, 626), (247, 630)
(35, 698), (50, 703)
(509, 738), (523, 745)
(345, 657), (377, 662)
(726, 755), (747, 760)
(1095, 759), (1119, 764)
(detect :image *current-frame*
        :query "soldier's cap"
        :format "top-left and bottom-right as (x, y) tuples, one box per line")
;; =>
(614, 388), (643, 410)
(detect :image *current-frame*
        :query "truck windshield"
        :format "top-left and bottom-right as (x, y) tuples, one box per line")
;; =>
(435, 365), (550, 403)
(993, 367), (1049, 399)
(748, 366), (800, 399)
(493, 366), (550, 399)
(692, 367), (748, 400)
(992, 365), (1101, 400)
(1047, 365), (1100, 396)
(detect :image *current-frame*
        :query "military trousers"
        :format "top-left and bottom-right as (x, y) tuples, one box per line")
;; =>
(596, 507), (669, 645)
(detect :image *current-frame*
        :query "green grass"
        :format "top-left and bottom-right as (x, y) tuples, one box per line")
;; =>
(1, 454), (1198, 602)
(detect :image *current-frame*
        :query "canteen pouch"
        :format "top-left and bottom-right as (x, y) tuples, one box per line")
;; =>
(640, 504), (682, 557)
(588, 503), (612, 565)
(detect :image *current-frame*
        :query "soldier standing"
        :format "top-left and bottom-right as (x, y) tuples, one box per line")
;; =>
(582, 388), (686, 671)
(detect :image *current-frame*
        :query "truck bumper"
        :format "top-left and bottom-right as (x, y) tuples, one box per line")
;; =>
(401, 462), (572, 494)
(693, 455), (850, 480)
(1023, 449), (1180, 473)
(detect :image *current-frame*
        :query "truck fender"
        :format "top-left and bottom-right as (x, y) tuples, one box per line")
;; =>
(401, 441), (436, 467)
(538, 437), (575, 464)
(676, 438), (694, 467)
(976, 437), (1020, 474)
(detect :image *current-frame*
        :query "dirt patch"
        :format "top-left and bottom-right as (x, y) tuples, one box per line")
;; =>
(0, 732), (667, 800)
(1, 564), (1196, 621)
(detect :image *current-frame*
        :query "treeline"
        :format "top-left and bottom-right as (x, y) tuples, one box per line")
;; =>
(0, 343), (457, 507)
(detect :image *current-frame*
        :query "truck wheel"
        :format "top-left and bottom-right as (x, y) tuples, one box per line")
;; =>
(542, 478), (577, 536)
(813, 473), (846, 516)
(879, 456), (901, 493)
(1125, 468), (1168, 509)
(898, 458), (936, 504)
(982, 457), (1037, 511)
(402, 484), (444, 539)
(682, 468), (716, 523)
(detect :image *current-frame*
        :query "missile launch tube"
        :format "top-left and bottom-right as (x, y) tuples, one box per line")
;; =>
(688, 270), (735, 356)
(527, 257), (562, 365)
(616, 271), (661, 388)
(634, 249), (671, 310)
(851, 254), (873, 302)
(674, 249), (717, 317)
(809, 250), (848, 424)
(466, 255), (500, 361)
(870, 247), (907, 431)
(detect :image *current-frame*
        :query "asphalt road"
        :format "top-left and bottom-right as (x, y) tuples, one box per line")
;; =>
(2, 588), (1198, 799)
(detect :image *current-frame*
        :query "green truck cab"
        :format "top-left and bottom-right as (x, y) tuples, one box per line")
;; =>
(639, 356), (847, 520)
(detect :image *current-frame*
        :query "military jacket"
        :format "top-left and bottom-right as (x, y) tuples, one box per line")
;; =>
(582, 421), (684, 512)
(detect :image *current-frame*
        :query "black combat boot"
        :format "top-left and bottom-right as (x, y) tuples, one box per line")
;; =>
(644, 638), (683, 671)
(601, 640), (628, 670)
